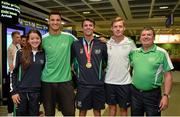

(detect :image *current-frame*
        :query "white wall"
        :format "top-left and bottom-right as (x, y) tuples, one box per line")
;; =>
(172, 71), (180, 83)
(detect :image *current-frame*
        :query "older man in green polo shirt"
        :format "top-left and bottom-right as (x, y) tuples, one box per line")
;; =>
(129, 27), (174, 116)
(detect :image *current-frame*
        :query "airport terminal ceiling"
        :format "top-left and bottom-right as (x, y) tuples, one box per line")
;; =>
(19, 0), (180, 37)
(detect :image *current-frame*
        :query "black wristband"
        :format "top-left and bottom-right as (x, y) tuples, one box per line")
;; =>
(163, 93), (170, 98)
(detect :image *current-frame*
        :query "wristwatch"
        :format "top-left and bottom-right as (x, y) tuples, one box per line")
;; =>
(163, 93), (170, 98)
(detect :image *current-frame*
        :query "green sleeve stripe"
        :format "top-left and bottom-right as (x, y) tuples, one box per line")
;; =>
(18, 66), (22, 81)
(98, 60), (102, 80)
(74, 58), (80, 78)
(13, 105), (17, 116)
(76, 60), (79, 78)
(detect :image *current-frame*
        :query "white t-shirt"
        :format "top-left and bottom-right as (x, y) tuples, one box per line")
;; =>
(7, 43), (21, 72)
(105, 36), (136, 85)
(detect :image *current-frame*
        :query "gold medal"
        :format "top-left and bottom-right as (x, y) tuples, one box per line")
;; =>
(86, 62), (92, 68)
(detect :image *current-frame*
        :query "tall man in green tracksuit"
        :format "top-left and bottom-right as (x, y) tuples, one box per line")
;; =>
(41, 11), (77, 116)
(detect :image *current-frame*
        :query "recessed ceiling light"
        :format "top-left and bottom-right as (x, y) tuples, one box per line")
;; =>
(83, 11), (90, 14)
(61, 21), (65, 24)
(159, 6), (168, 9)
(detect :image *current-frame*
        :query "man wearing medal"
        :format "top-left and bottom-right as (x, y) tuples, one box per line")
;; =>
(71, 18), (107, 116)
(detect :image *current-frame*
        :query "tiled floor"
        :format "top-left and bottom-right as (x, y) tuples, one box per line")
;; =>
(1, 71), (180, 116)
(1, 83), (180, 116)
(46, 82), (180, 116)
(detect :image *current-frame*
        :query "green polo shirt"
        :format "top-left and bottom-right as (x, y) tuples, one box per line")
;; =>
(41, 32), (76, 83)
(129, 44), (174, 91)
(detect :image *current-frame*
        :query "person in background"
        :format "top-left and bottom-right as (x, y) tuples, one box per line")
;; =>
(20, 35), (27, 48)
(129, 27), (173, 116)
(11, 29), (45, 116)
(41, 11), (77, 116)
(105, 17), (136, 116)
(8, 31), (21, 72)
(7, 31), (21, 115)
(71, 18), (107, 116)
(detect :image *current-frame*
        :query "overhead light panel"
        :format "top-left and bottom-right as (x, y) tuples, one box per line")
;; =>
(159, 6), (168, 9)
(83, 11), (90, 14)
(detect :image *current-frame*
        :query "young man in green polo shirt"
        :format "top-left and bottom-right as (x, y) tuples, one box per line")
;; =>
(129, 27), (174, 116)
(41, 11), (77, 116)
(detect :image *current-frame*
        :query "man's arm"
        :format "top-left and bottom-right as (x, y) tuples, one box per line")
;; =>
(163, 71), (173, 96)
(7, 47), (14, 71)
(159, 71), (173, 111)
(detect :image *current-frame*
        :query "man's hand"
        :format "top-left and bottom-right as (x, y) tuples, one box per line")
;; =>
(99, 37), (107, 43)
(12, 94), (21, 105)
(9, 64), (14, 72)
(159, 96), (169, 111)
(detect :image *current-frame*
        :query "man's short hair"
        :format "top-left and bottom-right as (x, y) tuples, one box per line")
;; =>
(82, 18), (95, 27)
(11, 31), (20, 38)
(21, 35), (26, 39)
(141, 27), (156, 37)
(111, 17), (125, 27)
(48, 11), (61, 19)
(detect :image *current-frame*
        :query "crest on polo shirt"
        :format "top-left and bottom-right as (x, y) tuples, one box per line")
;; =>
(40, 59), (44, 64)
(121, 45), (129, 49)
(148, 57), (156, 62)
(95, 49), (101, 54)
(77, 101), (82, 108)
(126, 102), (130, 107)
(109, 45), (112, 50)
(80, 48), (83, 54)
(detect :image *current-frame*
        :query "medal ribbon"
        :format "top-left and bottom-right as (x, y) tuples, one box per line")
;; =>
(83, 38), (94, 63)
